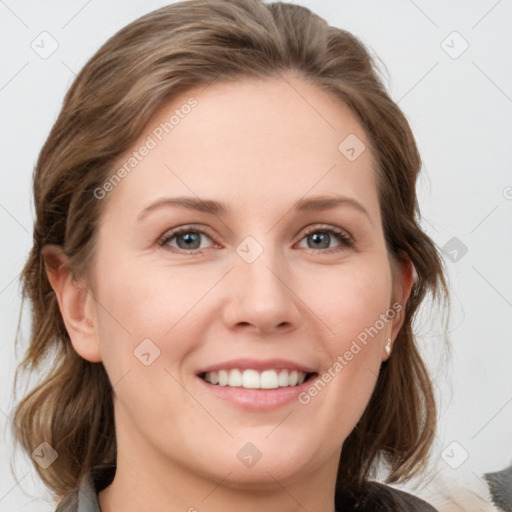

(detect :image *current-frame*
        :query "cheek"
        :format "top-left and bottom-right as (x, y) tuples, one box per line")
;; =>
(91, 264), (201, 431)
(91, 258), (202, 382)
(295, 259), (393, 434)
(299, 258), (393, 355)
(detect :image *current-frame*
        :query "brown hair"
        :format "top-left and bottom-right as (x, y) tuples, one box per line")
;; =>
(12, 0), (449, 503)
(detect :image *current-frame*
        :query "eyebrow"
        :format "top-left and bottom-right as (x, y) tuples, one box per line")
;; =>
(137, 195), (372, 224)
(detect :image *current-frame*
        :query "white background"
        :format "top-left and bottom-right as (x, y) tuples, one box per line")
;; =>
(1, 1), (511, 510)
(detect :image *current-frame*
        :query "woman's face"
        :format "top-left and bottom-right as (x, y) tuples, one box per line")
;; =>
(80, 75), (411, 488)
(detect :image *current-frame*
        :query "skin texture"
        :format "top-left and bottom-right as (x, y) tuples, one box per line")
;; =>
(43, 74), (413, 512)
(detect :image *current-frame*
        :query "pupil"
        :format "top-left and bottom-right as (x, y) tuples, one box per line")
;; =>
(310, 232), (329, 249)
(178, 232), (200, 249)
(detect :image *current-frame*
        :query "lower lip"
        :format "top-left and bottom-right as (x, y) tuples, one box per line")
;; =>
(197, 375), (317, 411)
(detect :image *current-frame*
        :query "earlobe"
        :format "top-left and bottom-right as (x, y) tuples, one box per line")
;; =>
(41, 244), (102, 363)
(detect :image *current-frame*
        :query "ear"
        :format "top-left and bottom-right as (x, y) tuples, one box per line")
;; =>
(383, 252), (415, 360)
(41, 244), (102, 363)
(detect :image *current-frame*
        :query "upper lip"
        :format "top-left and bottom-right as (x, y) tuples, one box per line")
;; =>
(196, 358), (317, 375)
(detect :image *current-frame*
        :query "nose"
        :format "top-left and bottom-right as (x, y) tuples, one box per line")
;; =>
(221, 245), (301, 336)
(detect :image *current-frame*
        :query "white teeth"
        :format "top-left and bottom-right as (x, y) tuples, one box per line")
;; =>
(218, 370), (228, 386)
(278, 369), (289, 387)
(260, 369), (279, 389)
(202, 369), (309, 389)
(228, 369), (242, 387)
(242, 369), (260, 388)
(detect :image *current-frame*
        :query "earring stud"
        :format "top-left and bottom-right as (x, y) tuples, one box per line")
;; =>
(385, 337), (392, 356)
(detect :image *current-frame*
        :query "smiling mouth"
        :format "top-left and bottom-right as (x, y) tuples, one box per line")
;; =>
(198, 368), (317, 390)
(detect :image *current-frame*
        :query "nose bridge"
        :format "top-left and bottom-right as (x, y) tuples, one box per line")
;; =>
(241, 242), (285, 295)
(226, 238), (299, 333)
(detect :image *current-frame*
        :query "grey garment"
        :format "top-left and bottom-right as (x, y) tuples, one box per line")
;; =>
(55, 464), (115, 512)
(334, 480), (438, 511)
(54, 463), (438, 512)
(484, 464), (512, 512)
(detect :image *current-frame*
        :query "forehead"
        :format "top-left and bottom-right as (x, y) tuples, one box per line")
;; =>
(101, 74), (378, 222)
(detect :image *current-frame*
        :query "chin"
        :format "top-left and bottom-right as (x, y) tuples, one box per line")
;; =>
(213, 462), (309, 489)
(189, 443), (317, 489)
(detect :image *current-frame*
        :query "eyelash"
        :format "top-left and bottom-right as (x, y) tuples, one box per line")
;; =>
(157, 224), (355, 256)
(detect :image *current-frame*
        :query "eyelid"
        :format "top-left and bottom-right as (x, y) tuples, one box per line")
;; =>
(157, 224), (218, 249)
(298, 223), (355, 252)
(300, 223), (353, 242)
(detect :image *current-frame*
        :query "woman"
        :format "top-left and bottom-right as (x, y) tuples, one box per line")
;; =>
(12, 0), (450, 510)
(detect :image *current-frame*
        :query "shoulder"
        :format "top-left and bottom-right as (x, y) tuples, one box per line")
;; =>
(335, 480), (438, 512)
